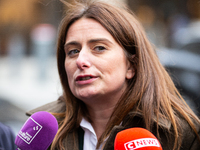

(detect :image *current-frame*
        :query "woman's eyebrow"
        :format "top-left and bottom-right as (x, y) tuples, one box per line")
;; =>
(64, 41), (80, 49)
(88, 38), (113, 45)
(64, 38), (113, 49)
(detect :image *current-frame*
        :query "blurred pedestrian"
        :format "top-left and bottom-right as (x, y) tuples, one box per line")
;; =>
(0, 122), (17, 150)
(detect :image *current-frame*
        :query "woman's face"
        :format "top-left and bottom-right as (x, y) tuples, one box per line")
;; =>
(64, 18), (134, 106)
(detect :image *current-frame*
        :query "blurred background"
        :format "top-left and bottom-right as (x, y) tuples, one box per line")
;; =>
(0, 0), (200, 135)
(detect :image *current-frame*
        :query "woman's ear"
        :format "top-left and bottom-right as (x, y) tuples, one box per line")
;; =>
(126, 55), (135, 79)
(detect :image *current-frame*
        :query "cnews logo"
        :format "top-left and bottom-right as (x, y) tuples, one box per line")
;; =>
(124, 138), (160, 150)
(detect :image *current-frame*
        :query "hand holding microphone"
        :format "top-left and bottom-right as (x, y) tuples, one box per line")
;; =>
(15, 111), (58, 150)
(114, 128), (162, 150)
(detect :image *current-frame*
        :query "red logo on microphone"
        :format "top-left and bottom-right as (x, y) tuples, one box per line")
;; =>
(124, 138), (161, 150)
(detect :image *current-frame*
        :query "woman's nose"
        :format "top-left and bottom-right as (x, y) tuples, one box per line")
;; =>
(76, 49), (91, 70)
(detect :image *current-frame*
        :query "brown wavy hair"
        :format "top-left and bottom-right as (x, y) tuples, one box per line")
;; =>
(51, 0), (200, 149)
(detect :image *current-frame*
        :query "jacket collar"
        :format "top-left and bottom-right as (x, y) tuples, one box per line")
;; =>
(26, 96), (66, 116)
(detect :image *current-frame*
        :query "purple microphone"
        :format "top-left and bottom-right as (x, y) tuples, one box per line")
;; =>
(15, 111), (58, 150)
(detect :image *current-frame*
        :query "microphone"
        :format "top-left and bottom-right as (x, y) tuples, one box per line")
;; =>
(114, 128), (162, 150)
(15, 111), (58, 150)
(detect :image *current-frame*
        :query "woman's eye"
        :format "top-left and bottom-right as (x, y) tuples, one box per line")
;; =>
(68, 49), (80, 56)
(94, 46), (106, 51)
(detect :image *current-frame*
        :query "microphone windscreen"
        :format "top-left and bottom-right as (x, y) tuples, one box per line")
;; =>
(15, 111), (58, 150)
(114, 128), (162, 150)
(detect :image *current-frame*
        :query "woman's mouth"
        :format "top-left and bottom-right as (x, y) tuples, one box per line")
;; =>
(78, 76), (92, 81)
(76, 75), (97, 81)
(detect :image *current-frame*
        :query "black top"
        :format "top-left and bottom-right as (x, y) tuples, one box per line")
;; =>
(78, 127), (84, 150)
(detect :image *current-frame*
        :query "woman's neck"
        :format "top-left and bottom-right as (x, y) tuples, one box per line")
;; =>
(87, 105), (115, 139)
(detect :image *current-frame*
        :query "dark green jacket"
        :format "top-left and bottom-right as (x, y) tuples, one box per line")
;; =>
(27, 97), (200, 150)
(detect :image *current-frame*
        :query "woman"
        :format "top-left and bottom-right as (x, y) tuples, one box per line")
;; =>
(27, 0), (200, 150)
